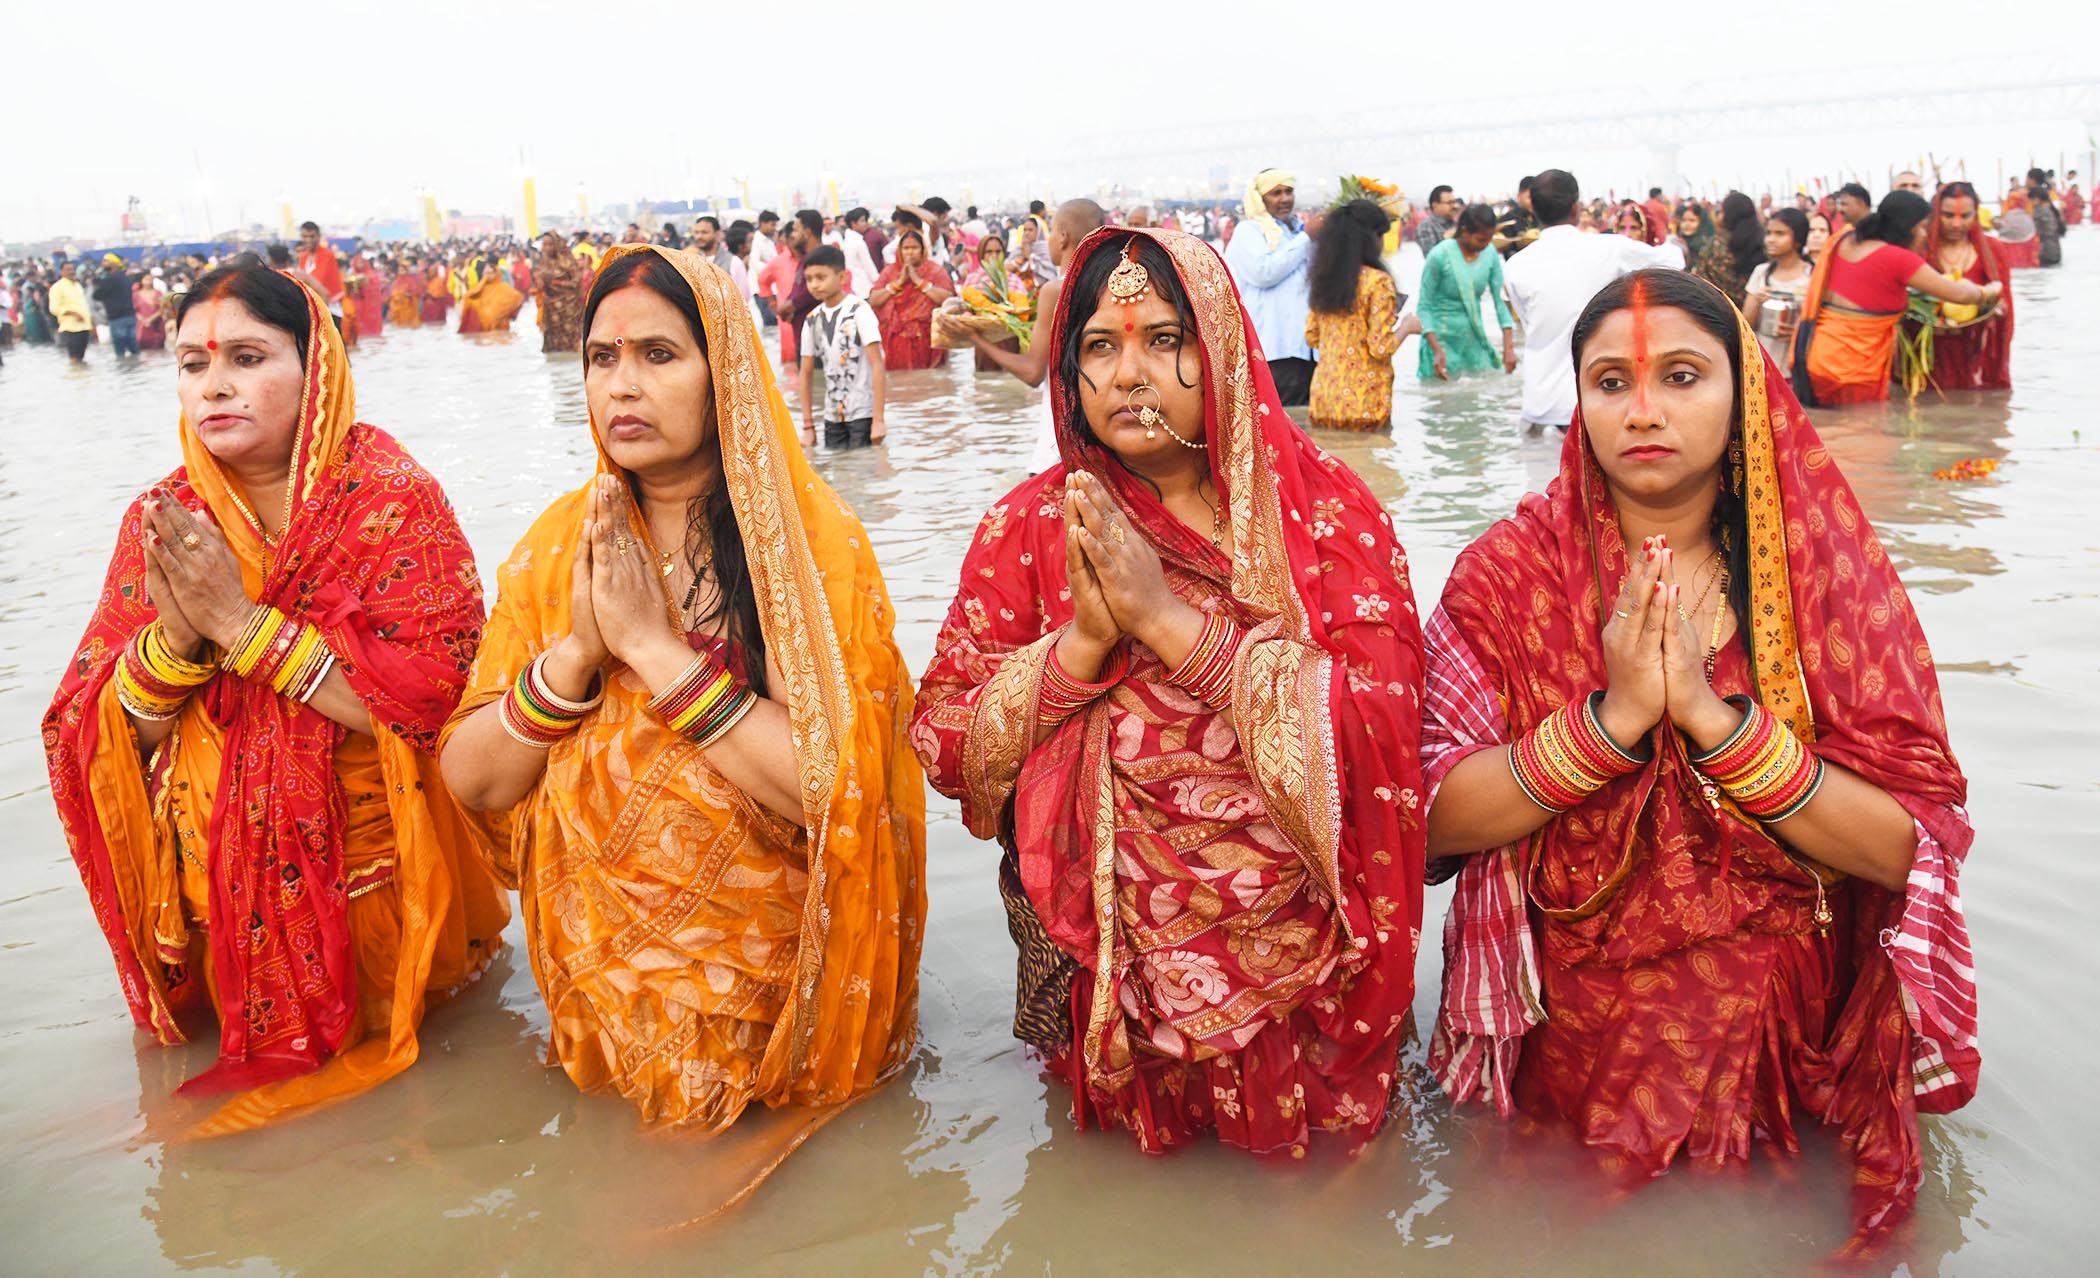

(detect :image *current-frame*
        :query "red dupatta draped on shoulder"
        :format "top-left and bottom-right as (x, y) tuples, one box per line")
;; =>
(44, 273), (499, 1109)
(912, 227), (1425, 1153)
(1429, 286), (1976, 1249)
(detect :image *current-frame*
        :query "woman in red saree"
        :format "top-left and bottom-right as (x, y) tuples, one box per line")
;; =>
(350, 253), (386, 339)
(868, 230), (954, 370)
(42, 258), (511, 1134)
(913, 227), (1426, 1157)
(1916, 182), (2014, 391)
(420, 262), (453, 325)
(1423, 269), (1976, 1255)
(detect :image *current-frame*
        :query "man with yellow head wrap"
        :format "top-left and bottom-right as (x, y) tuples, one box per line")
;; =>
(1223, 167), (1322, 406)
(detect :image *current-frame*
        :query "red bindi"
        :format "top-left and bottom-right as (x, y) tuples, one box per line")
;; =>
(1124, 322), (1134, 333)
(206, 340), (217, 351)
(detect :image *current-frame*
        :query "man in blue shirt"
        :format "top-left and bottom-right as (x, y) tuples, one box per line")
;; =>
(1223, 168), (1323, 406)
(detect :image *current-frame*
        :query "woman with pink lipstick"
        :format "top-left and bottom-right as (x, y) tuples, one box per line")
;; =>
(1421, 268), (1977, 1256)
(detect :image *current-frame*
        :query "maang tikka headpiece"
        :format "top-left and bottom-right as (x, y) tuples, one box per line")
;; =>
(1106, 235), (1152, 306)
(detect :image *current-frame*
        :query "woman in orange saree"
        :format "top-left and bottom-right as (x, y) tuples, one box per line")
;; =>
(457, 257), (526, 334)
(439, 245), (924, 1198)
(912, 227), (1426, 1158)
(386, 260), (423, 328)
(1423, 269), (1977, 1255)
(42, 257), (511, 1135)
(1794, 191), (1998, 405)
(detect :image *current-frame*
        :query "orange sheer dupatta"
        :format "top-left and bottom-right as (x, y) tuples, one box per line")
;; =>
(442, 245), (925, 1208)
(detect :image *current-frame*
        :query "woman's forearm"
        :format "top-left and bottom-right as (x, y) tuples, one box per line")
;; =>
(1756, 759), (1918, 892)
(1424, 746), (1557, 857)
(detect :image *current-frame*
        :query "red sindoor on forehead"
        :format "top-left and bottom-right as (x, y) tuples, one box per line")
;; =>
(1627, 275), (1654, 416)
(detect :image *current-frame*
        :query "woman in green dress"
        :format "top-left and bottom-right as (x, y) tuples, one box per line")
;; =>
(1416, 204), (1515, 380)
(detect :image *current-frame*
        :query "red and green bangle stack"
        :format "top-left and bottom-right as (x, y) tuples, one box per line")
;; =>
(649, 650), (759, 748)
(1691, 696), (1825, 822)
(500, 652), (605, 748)
(1509, 691), (1648, 813)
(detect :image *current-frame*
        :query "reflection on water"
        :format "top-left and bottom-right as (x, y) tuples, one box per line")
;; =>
(2, 246), (2096, 1276)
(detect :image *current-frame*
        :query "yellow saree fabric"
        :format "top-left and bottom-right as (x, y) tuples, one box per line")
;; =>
(444, 245), (926, 1138)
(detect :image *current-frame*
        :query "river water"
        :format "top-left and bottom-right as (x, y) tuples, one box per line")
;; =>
(2, 248), (2093, 1276)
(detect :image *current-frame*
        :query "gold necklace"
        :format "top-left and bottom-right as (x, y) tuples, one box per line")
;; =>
(1702, 562), (1731, 681)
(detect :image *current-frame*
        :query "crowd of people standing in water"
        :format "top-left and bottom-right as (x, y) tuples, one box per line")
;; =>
(24, 150), (2070, 1259)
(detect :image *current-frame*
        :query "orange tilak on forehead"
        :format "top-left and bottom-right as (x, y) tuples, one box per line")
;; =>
(1628, 276), (1656, 416)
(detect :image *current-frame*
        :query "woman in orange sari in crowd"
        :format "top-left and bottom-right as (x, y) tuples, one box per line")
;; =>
(913, 228), (1426, 1158)
(457, 255), (526, 334)
(1423, 269), (1976, 1255)
(43, 258), (511, 1134)
(1794, 190), (1999, 404)
(868, 230), (954, 370)
(439, 245), (924, 1191)
(1916, 182), (2014, 391)
(386, 260), (423, 327)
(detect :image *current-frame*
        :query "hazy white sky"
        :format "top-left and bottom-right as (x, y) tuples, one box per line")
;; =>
(8, 0), (2097, 242)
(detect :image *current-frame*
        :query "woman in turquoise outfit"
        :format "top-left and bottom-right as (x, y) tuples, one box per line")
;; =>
(1416, 205), (1515, 379)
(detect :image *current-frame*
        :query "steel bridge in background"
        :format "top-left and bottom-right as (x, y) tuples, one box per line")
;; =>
(891, 55), (2100, 205)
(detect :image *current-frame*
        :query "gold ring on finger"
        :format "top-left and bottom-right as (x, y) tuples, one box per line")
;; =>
(1109, 521), (1126, 545)
(614, 534), (633, 552)
(181, 533), (201, 550)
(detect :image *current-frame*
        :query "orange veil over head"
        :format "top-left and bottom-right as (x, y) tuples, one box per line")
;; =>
(445, 245), (925, 1183)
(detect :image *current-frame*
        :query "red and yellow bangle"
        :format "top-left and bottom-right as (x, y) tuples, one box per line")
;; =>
(220, 605), (337, 702)
(1691, 696), (1825, 822)
(649, 650), (759, 748)
(1509, 691), (1649, 813)
(116, 621), (217, 721)
(1164, 610), (1244, 710)
(1038, 641), (1128, 726)
(499, 652), (604, 748)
